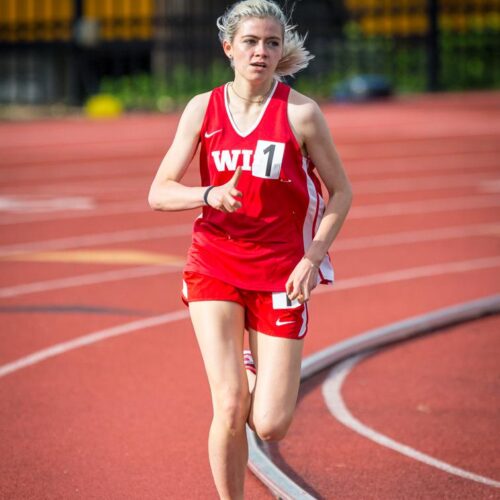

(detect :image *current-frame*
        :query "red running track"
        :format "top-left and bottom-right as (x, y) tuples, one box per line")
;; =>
(0, 90), (499, 499)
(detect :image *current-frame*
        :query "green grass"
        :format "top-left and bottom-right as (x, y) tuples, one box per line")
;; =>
(99, 61), (232, 112)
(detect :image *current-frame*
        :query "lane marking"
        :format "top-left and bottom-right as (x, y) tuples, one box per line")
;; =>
(0, 224), (193, 257)
(247, 426), (316, 500)
(0, 200), (150, 226)
(2, 249), (185, 265)
(0, 151), (164, 168)
(479, 179), (500, 193)
(0, 160), (150, 182)
(1, 192), (499, 227)
(0, 195), (95, 213)
(2, 176), (149, 197)
(315, 255), (500, 294)
(248, 295), (500, 497)
(0, 264), (182, 298)
(350, 195), (500, 218)
(1, 260), (499, 384)
(346, 150), (499, 175)
(0, 304), (147, 316)
(0, 107), (496, 152)
(322, 352), (500, 488)
(0, 133), (169, 150)
(335, 223), (500, 250)
(0, 149), (496, 185)
(334, 132), (500, 148)
(0, 310), (190, 379)
(1, 195), (499, 253)
(2, 125), (497, 157)
(3, 168), (497, 197)
(1, 121), (491, 149)
(2, 177), (153, 196)
(353, 173), (499, 194)
(1, 251), (499, 301)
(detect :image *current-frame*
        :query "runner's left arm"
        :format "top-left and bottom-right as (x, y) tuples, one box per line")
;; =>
(286, 96), (353, 302)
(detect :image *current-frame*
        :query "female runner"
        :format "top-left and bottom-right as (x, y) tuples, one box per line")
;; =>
(148, 1), (353, 498)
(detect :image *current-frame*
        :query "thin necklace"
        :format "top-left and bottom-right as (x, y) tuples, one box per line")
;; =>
(229, 81), (274, 104)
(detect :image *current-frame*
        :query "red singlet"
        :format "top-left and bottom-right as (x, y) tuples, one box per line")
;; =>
(184, 80), (334, 291)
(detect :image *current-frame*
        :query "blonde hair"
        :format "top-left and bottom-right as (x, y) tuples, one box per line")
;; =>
(216, 0), (314, 78)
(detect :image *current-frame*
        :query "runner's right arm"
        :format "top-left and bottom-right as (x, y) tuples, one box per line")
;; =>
(148, 92), (241, 212)
(148, 92), (209, 211)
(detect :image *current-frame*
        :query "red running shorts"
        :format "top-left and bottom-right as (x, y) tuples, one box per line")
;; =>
(181, 271), (308, 340)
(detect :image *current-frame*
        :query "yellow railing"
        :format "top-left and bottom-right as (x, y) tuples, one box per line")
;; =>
(0, 0), (153, 42)
(358, 12), (499, 36)
(84, 0), (153, 41)
(0, 0), (73, 42)
(0, 0), (496, 43)
(345, 0), (499, 36)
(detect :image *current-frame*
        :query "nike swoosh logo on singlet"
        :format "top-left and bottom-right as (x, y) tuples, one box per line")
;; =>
(204, 129), (222, 138)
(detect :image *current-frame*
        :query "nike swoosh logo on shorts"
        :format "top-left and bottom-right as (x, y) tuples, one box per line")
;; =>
(204, 129), (222, 138)
(276, 319), (296, 326)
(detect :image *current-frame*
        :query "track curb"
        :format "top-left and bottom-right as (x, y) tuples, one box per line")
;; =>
(247, 294), (500, 499)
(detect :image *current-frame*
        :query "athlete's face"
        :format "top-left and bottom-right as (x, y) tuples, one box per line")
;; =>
(224, 17), (283, 82)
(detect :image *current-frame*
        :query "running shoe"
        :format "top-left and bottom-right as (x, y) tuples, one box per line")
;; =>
(243, 349), (256, 374)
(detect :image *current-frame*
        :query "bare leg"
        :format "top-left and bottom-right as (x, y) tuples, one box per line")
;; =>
(247, 330), (304, 441)
(246, 369), (256, 394)
(189, 301), (249, 500)
(245, 343), (257, 394)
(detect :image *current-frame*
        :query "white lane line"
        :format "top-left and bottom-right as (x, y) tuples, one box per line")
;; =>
(4, 172), (500, 199)
(322, 353), (500, 488)
(0, 200), (148, 226)
(1, 226), (499, 299)
(0, 257), (500, 377)
(1, 100), (496, 150)
(0, 265), (182, 298)
(0, 195), (96, 213)
(0, 133), (169, 150)
(246, 426), (316, 500)
(1, 176), (150, 195)
(335, 131), (500, 148)
(1, 148), (496, 184)
(315, 255), (500, 294)
(0, 201), (149, 226)
(1, 191), (499, 247)
(0, 186), (500, 229)
(0, 118), (478, 149)
(1, 122), (495, 154)
(0, 160), (149, 182)
(1, 192), (499, 227)
(354, 173), (499, 194)
(346, 150), (499, 175)
(350, 195), (500, 218)
(0, 309), (190, 378)
(0, 224), (193, 257)
(335, 223), (500, 250)
(249, 295), (500, 497)
(479, 179), (500, 193)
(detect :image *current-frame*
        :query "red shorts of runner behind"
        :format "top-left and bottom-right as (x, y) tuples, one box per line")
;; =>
(181, 271), (309, 339)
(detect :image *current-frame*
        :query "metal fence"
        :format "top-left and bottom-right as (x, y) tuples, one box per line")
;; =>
(0, 0), (499, 106)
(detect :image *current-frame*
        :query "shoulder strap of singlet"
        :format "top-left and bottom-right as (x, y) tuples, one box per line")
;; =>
(264, 81), (291, 116)
(199, 84), (225, 138)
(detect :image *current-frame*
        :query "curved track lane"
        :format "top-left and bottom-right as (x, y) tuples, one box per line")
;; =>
(0, 91), (499, 499)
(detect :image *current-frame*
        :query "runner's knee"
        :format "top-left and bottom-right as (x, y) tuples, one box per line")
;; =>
(251, 412), (293, 442)
(213, 387), (251, 434)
